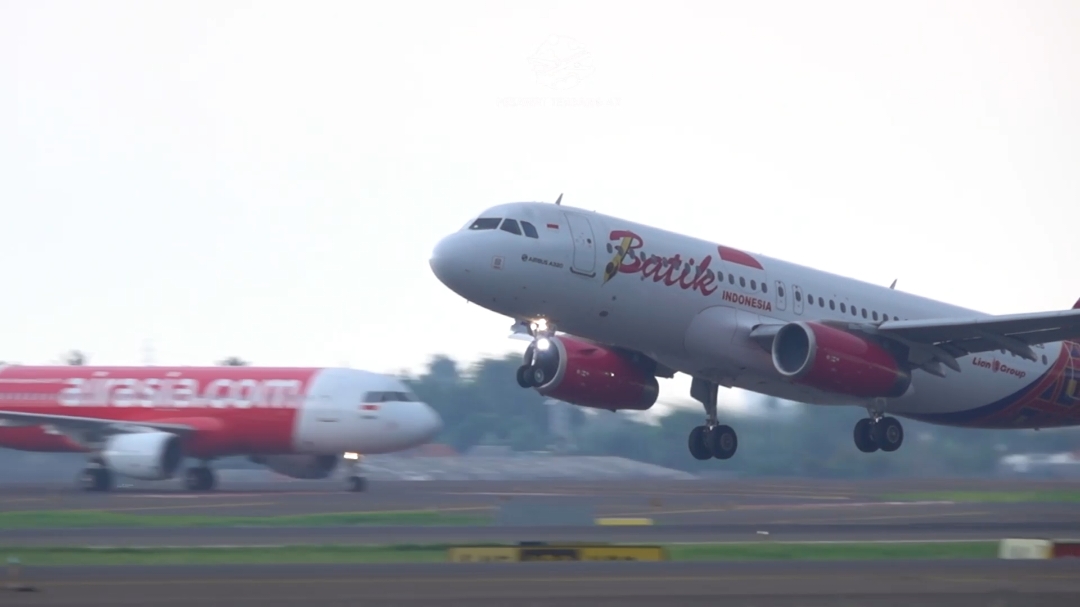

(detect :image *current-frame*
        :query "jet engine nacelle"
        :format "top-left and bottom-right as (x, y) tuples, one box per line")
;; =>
(520, 334), (660, 411)
(251, 454), (340, 479)
(100, 431), (184, 481)
(771, 321), (912, 399)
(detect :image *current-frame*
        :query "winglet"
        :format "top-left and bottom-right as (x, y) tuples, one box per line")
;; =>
(554, 193), (563, 205)
(1073, 297), (1080, 310)
(889, 279), (897, 290)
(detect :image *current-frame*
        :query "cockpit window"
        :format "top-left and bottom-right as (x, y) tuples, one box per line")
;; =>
(499, 219), (522, 235)
(469, 217), (501, 230)
(521, 221), (539, 238)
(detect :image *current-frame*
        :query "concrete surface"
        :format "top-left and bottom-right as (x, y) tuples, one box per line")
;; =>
(3, 560), (1079, 606)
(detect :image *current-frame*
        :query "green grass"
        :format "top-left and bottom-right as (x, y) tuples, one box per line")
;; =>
(0, 509), (491, 529)
(882, 490), (1080, 503)
(0, 541), (999, 566)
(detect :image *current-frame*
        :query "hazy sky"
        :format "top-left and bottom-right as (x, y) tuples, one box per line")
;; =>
(3, 0), (1079, 412)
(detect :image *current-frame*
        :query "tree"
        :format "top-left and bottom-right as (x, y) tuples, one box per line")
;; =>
(217, 356), (250, 366)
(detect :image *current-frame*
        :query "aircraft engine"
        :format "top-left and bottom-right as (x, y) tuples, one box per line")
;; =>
(251, 454), (340, 479)
(100, 431), (184, 481)
(518, 334), (660, 411)
(771, 321), (912, 398)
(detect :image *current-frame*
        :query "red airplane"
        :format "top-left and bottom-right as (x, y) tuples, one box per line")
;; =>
(0, 364), (442, 492)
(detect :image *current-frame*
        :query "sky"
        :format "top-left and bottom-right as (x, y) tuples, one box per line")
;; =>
(3, 0), (1079, 413)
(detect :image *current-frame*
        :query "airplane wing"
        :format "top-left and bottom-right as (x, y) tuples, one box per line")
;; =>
(749, 307), (1080, 378)
(0, 410), (197, 447)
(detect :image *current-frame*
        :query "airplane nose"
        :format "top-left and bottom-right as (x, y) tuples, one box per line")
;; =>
(417, 403), (442, 441)
(428, 234), (456, 285)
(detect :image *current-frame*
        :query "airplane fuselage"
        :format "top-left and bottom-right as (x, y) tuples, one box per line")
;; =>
(430, 201), (1080, 431)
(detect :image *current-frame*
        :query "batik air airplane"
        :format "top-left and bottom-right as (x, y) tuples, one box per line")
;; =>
(429, 196), (1080, 461)
(0, 365), (442, 491)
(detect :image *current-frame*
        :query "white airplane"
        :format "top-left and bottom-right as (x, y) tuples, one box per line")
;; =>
(429, 197), (1080, 460)
(0, 365), (443, 492)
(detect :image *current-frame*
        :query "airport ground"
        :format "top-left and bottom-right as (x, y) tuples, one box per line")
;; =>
(1, 477), (1079, 605)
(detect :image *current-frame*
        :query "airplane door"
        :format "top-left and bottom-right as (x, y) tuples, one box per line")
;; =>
(563, 212), (597, 277)
(774, 280), (787, 312)
(792, 284), (804, 315)
(311, 394), (340, 423)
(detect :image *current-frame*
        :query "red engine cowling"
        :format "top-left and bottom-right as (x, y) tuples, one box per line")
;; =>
(522, 335), (660, 411)
(771, 321), (911, 398)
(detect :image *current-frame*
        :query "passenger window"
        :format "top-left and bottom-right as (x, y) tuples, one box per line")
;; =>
(840, 303), (846, 313)
(740, 277), (746, 287)
(1043, 355), (1048, 364)
(469, 217), (501, 230)
(750, 280), (757, 290)
(521, 221), (539, 238)
(818, 297), (824, 307)
(861, 308), (868, 318)
(795, 291), (802, 302)
(728, 274), (735, 284)
(829, 300), (835, 310)
(500, 219), (522, 235)
(872, 311), (879, 321)
(852, 306), (858, 316)
(762, 283), (768, 294)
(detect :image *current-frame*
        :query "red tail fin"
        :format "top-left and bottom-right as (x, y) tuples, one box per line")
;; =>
(1074, 298), (1080, 310)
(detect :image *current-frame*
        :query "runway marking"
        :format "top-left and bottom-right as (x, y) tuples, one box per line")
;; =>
(615, 500), (956, 517)
(45, 501), (280, 513)
(764, 510), (989, 525)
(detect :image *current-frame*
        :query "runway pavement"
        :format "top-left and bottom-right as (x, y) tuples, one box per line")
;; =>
(0, 478), (1078, 546)
(4, 560), (1080, 606)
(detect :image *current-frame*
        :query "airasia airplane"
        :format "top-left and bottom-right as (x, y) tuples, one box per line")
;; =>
(429, 197), (1080, 461)
(0, 364), (442, 492)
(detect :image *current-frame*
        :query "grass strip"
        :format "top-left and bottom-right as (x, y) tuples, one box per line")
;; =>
(0, 541), (999, 566)
(881, 490), (1080, 503)
(0, 510), (490, 529)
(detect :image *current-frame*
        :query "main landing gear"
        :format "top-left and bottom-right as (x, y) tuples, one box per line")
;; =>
(687, 378), (738, 460)
(77, 458), (219, 492)
(184, 464), (217, 491)
(853, 415), (904, 453)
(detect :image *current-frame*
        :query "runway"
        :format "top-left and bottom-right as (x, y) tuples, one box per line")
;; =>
(5, 560), (1080, 606)
(1, 478), (1079, 546)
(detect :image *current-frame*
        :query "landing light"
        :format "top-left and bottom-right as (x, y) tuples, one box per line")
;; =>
(343, 452), (360, 460)
(536, 338), (551, 351)
(532, 319), (548, 333)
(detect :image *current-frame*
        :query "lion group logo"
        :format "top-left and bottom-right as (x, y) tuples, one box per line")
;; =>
(529, 35), (594, 91)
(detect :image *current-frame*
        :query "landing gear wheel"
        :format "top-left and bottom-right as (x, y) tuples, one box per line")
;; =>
(871, 417), (904, 452)
(706, 425), (738, 460)
(530, 366), (548, 386)
(688, 426), (711, 460)
(184, 467), (216, 491)
(347, 475), (367, 492)
(853, 418), (879, 453)
(516, 365), (533, 388)
(78, 467), (112, 492)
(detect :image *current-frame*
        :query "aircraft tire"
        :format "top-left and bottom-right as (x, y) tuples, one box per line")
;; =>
(706, 425), (738, 460)
(872, 417), (904, 452)
(184, 467), (216, 491)
(79, 467), (112, 492)
(687, 425), (711, 460)
(516, 365), (533, 388)
(347, 475), (367, 492)
(854, 419), (879, 453)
